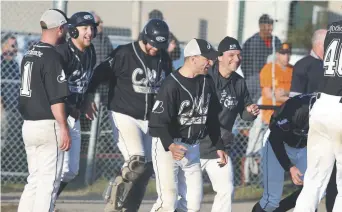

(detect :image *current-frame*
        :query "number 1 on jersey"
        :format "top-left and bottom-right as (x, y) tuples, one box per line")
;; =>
(324, 39), (342, 77)
(20, 61), (33, 97)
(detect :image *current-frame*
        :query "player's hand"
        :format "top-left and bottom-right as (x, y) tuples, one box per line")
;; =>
(169, 143), (187, 160)
(216, 150), (228, 167)
(59, 125), (71, 151)
(85, 101), (98, 120)
(289, 166), (303, 185)
(246, 104), (260, 116)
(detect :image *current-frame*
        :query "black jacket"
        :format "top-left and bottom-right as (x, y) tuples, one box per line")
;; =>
(88, 41), (172, 121)
(268, 93), (315, 171)
(200, 63), (256, 159)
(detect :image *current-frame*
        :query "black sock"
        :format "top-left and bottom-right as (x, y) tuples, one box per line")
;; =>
(57, 181), (68, 198)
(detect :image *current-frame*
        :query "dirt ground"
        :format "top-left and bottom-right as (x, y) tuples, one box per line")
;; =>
(1, 197), (328, 212)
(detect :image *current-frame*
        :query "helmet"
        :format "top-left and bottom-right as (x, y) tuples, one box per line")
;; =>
(141, 19), (169, 49)
(68, 11), (98, 39)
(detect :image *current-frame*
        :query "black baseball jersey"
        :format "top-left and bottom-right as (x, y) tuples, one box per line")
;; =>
(19, 42), (70, 120)
(56, 39), (96, 109)
(319, 21), (342, 96)
(200, 64), (256, 159)
(148, 71), (224, 152)
(87, 41), (172, 120)
(268, 93), (316, 171)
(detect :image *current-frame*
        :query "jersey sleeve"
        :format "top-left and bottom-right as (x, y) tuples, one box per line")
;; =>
(268, 102), (293, 171)
(238, 79), (257, 121)
(87, 47), (124, 93)
(148, 79), (177, 151)
(290, 59), (308, 94)
(43, 53), (70, 105)
(206, 78), (224, 151)
(268, 128), (293, 171)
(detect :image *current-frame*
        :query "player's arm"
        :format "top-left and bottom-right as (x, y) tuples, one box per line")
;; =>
(87, 47), (123, 93)
(206, 79), (224, 151)
(289, 60), (308, 97)
(149, 82), (176, 151)
(268, 125), (293, 172)
(239, 79), (259, 121)
(44, 53), (71, 151)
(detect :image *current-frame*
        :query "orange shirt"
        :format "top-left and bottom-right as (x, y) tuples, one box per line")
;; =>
(260, 63), (293, 124)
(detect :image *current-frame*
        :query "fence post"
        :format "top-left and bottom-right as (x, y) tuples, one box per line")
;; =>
(85, 92), (101, 185)
(53, 0), (68, 14)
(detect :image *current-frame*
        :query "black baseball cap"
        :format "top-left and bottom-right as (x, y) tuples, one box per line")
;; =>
(218, 36), (242, 53)
(184, 38), (219, 60)
(68, 12), (98, 27)
(259, 14), (274, 25)
(277, 42), (291, 54)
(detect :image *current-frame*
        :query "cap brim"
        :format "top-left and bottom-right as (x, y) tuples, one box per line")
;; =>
(202, 50), (220, 60)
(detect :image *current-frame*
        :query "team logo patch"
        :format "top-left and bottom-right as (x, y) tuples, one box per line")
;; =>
(83, 15), (93, 20)
(152, 100), (164, 113)
(156, 36), (166, 42)
(207, 42), (211, 49)
(57, 70), (67, 83)
(276, 118), (290, 131)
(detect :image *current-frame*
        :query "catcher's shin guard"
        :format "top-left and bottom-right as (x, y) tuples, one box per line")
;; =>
(103, 155), (146, 212)
(104, 176), (133, 212)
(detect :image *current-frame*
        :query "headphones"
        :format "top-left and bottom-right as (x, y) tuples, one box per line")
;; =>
(68, 12), (97, 39)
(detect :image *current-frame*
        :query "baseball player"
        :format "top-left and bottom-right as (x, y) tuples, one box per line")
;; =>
(17, 9), (71, 212)
(252, 93), (316, 212)
(199, 36), (259, 212)
(293, 21), (342, 212)
(149, 38), (228, 212)
(54, 11), (97, 199)
(87, 19), (172, 211)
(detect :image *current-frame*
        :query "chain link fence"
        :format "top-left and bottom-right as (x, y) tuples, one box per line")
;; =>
(2, 0), (342, 203)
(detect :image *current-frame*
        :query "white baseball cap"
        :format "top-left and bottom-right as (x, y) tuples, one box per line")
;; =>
(184, 38), (219, 60)
(40, 9), (68, 29)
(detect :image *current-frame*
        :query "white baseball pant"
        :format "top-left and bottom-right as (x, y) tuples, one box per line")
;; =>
(151, 137), (203, 212)
(294, 93), (342, 212)
(108, 111), (153, 211)
(259, 129), (307, 212)
(60, 116), (81, 183)
(200, 157), (234, 212)
(110, 111), (152, 165)
(18, 120), (64, 212)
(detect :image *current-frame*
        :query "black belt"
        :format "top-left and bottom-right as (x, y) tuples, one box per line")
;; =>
(317, 93), (342, 103)
(175, 138), (199, 145)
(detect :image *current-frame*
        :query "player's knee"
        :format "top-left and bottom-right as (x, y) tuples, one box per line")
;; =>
(121, 155), (147, 182)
